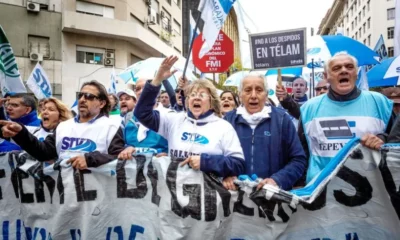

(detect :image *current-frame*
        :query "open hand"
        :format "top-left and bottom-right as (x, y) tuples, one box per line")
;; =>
(153, 56), (179, 86)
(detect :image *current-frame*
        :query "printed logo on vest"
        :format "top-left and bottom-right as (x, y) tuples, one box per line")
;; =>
(264, 131), (271, 136)
(61, 137), (97, 152)
(181, 132), (209, 145)
(319, 119), (356, 140)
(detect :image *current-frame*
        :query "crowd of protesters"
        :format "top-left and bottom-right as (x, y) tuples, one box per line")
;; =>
(0, 52), (398, 191)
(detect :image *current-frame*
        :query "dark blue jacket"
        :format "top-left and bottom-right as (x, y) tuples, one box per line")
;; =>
(224, 107), (306, 190)
(0, 110), (41, 153)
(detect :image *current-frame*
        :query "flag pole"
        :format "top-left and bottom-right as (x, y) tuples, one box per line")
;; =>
(182, 9), (203, 79)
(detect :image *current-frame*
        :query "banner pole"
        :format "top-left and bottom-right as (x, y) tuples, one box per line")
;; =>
(182, 9), (203, 79)
(277, 69), (283, 101)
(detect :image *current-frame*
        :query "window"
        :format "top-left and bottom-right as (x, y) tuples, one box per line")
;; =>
(367, 18), (370, 29)
(388, 8), (395, 20)
(347, 28), (349, 36)
(355, 17), (357, 26)
(355, 33), (358, 40)
(76, 46), (104, 65)
(354, 1), (357, 11)
(76, 0), (114, 18)
(166, 0), (171, 5)
(350, 6), (353, 16)
(388, 47), (394, 57)
(351, 21), (354, 30)
(367, 0), (370, 11)
(173, 0), (180, 6)
(131, 54), (143, 65)
(150, 0), (160, 24)
(161, 8), (171, 31)
(359, 12), (361, 20)
(367, 35), (371, 46)
(388, 27), (394, 39)
(28, 35), (50, 58)
(363, 6), (365, 16)
(363, 23), (366, 33)
(363, 39), (366, 45)
(359, 29), (361, 38)
(173, 19), (181, 35)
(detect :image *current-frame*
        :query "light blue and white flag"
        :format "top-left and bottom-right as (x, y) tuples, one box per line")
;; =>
(108, 67), (117, 94)
(357, 66), (369, 91)
(26, 62), (52, 99)
(395, 0), (400, 56)
(198, 0), (236, 58)
(0, 25), (27, 94)
(373, 35), (388, 61)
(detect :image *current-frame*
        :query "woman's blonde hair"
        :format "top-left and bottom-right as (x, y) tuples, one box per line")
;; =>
(43, 97), (73, 122)
(184, 79), (222, 117)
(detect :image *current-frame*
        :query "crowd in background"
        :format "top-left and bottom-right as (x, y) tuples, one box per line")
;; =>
(0, 52), (399, 191)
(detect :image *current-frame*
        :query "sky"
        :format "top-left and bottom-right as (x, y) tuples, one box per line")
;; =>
(238, 0), (334, 35)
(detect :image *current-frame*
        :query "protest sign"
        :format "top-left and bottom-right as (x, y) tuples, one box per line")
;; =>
(249, 28), (307, 70)
(0, 142), (399, 239)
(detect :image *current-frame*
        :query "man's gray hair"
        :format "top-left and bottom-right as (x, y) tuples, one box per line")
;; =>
(324, 51), (358, 72)
(238, 72), (269, 93)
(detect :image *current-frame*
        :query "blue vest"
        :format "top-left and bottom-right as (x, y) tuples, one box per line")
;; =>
(124, 118), (168, 154)
(301, 91), (393, 183)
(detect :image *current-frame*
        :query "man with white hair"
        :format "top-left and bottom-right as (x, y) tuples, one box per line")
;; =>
(299, 52), (396, 183)
(223, 73), (307, 191)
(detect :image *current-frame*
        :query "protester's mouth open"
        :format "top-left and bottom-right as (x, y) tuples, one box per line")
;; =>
(42, 117), (49, 122)
(223, 103), (231, 108)
(339, 78), (349, 84)
(192, 103), (201, 109)
(249, 102), (258, 106)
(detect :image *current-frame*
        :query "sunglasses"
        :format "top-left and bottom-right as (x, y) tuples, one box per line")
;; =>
(315, 86), (328, 92)
(78, 92), (99, 101)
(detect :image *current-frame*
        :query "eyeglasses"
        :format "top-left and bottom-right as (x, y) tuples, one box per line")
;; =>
(315, 86), (328, 92)
(77, 92), (99, 101)
(188, 92), (210, 99)
(5, 103), (24, 108)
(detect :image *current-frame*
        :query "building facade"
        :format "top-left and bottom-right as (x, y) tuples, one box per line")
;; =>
(0, 0), (183, 105)
(318, 0), (396, 57)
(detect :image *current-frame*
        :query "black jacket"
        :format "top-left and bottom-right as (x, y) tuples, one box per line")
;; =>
(279, 96), (301, 120)
(11, 115), (125, 167)
(388, 116), (400, 143)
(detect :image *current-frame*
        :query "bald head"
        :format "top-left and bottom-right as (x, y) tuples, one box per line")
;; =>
(292, 78), (308, 99)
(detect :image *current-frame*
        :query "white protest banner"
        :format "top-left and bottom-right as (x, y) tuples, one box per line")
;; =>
(26, 62), (52, 99)
(0, 141), (399, 239)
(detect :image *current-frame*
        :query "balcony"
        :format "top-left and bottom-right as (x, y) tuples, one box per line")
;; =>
(62, 11), (178, 56)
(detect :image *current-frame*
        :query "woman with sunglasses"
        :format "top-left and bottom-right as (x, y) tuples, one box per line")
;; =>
(126, 56), (245, 176)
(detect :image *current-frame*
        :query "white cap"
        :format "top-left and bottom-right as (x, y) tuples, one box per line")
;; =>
(117, 89), (137, 100)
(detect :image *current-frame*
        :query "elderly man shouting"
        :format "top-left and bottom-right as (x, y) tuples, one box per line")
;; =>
(300, 52), (396, 183)
(223, 73), (307, 190)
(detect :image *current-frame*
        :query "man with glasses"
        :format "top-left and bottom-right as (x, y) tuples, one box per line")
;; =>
(314, 79), (329, 96)
(0, 93), (41, 152)
(0, 80), (125, 169)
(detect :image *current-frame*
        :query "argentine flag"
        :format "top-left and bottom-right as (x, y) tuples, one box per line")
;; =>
(188, 10), (202, 76)
(198, 0), (236, 58)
